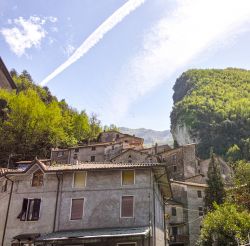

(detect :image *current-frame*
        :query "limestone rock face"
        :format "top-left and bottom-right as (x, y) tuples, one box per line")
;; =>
(171, 123), (197, 146)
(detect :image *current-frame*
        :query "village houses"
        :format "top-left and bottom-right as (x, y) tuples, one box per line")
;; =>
(0, 129), (232, 246)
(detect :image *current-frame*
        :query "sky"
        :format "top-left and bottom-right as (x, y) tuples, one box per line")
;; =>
(1, 0), (250, 131)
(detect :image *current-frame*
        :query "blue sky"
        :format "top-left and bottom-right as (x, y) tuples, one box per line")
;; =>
(1, 0), (250, 130)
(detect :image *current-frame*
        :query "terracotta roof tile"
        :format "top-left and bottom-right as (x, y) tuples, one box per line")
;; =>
(47, 162), (164, 171)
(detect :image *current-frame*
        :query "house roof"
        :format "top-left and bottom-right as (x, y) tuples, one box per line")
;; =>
(0, 57), (17, 89)
(110, 148), (151, 161)
(36, 227), (150, 242)
(68, 141), (116, 149)
(2, 158), (172, 199)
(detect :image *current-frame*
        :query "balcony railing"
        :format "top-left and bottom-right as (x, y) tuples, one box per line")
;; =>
(169, 234), (189, 243)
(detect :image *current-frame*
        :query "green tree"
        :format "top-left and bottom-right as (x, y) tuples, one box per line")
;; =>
(0, 69), (103, 165)
(226, 144), (242, 163)
(171, 68), (250, 160)
(198, 203), (250, 246)
(227, 161), (250, 211)
(204, 152), (226, 211)
(103, 124), (119, 131)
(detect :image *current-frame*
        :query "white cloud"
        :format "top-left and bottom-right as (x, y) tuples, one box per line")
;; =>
(1, 15), (58, 56)
(63, 44), (75, 57)
(40, 0), (145, 86)
(110, 0), (250, 122)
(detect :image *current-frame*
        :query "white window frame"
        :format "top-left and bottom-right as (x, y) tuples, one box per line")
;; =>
(69, 197), (85, 221)
(121, 169), (135, 186)
(72, 171), (87, 188)
(120, 195), (135, 218)
(117, 243), (137, 246)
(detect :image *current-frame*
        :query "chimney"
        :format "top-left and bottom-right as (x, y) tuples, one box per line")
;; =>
(155, 142), (158, 154)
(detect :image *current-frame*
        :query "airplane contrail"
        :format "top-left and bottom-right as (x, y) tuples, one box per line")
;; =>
(40, 0), (145, 86)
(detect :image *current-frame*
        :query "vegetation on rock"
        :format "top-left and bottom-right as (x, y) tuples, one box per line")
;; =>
(171, 68), (250, 160)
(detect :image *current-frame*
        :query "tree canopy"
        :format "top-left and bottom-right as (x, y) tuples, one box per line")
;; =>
(204, 152), (226, 211)
(198, 203), (250, 246)
(0, 70), (102, 166)
(171, 68), (250, 159)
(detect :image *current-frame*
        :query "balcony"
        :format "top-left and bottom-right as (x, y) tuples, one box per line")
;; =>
(169, 234), (189, 244)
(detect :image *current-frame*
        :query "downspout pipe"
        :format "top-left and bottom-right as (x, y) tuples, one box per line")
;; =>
(2, 176), (14, 246)
(53, 173), (61, 232)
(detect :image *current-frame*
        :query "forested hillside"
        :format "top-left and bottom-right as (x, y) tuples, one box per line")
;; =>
(171, 68), (250, 160)
(0, 70), (102, 166)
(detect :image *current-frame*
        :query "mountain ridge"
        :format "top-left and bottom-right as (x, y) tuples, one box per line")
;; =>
(119, 127), (173, 146)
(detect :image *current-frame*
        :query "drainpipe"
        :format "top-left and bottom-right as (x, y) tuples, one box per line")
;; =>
(163, 203), (167, 246)
(2, 176), (14, 246)
(153, 176), (156, 246)
(53, 173), (61, 232)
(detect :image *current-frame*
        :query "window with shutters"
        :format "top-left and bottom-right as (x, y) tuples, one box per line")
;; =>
(17, 198), (41, 221)
(122, 170), (135, 185)
(73, 172), (87, 188)
(121, 196), (134, 218)
(32, 170), (43, 187)
(198, 207), (204, 216)
(172, 207), (177, 216)
(71, 198), (84, 220)
(197, 190), (202, 198)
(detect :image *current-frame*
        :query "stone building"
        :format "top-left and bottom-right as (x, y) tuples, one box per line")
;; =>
(0, 57), (16, 90)
(51, 131), (144, 164)
(0, 159), (171, 246)
(166, 181), (207, 246)
(111, 149), (157, 163)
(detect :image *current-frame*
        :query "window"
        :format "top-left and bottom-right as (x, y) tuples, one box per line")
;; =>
(173, 165), (177, 172)
(112, 145), (115, 150)
(91, 146), (96, 151)
(71, 198), (84, 220)
(75, 148), (79, 152)
(57, 151), (63, 157)
(122, 170), (135, 185)
(198, 207), (204, 216)
(121, 196), (134, 218)
(32, 170), (43, 187)
(17, 198), (41, 221)
(172, 207), (177, 216)
(91, 156), (95, 162)
(172, 226), (178, 235)
(197, 190), (202, 198)
(73, 172), (87, 188)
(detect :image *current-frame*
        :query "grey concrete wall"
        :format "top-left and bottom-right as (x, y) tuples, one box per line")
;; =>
(57, 169), (152, 231)
(186, 185), (205, 246)
(153, 179), (165, 246)
(2, 165), (58, 246)
(0, 178), (11, 245)
(1, 165), (168, 245)
(69, 146), (106, 163)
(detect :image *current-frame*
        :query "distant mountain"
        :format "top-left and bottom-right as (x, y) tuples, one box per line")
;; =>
(119, 127), (173, 147)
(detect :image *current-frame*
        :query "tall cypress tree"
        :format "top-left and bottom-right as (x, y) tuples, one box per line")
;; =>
(204, 151), (226, 211)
